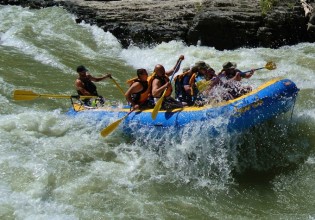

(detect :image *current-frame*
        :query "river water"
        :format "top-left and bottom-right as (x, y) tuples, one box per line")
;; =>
(1, 5), (315, 219)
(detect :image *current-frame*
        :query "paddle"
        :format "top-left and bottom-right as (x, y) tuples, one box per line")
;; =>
(151, 59), (183, 120)
(100, 110), (134, 137)
(241, 61), (276, 75)
(196, 80), (212, 93)
(13, 90), (97, 101)
(197, 61), (277, 93)
(111, 77), (125, 96)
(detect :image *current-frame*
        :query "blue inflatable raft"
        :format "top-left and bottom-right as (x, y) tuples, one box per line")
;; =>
(67, 78), (299, 135)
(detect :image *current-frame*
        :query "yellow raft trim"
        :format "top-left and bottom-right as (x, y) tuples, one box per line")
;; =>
(73, 77), (283, 113)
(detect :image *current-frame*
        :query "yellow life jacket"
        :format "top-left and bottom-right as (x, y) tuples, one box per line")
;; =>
(189, 72), (213, 95)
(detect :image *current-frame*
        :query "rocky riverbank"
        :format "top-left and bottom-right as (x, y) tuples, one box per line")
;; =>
(1, 0), (315, 50)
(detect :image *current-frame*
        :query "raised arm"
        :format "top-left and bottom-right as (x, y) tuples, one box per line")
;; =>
(165, 55), (185, 77)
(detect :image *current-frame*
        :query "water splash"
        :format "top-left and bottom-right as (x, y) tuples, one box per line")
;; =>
(1, 5), (315, 219)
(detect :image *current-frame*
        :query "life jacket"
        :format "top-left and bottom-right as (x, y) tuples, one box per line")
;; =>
(174, 70), (191, 99)
(149, 73), (172, 98)
(77, 78), (98, 96)
(189, 72), (198, 96)
(128, 79), (149, 105)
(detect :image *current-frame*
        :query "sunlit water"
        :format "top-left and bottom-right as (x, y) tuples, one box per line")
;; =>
(0, 5), (315, 219)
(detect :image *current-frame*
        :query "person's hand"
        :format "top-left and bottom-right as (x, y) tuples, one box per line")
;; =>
(165, 82), (171, 89)
(107, 73), (112, 78)
(132, 104), (139, 110)
(179, 55), (184, 60)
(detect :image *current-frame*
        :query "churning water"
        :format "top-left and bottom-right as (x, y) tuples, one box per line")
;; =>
(1, 5), (315, 219)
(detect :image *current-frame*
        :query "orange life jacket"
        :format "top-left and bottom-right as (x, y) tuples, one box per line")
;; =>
(189, 72), (198, 96)
(126, 77), (150, 105)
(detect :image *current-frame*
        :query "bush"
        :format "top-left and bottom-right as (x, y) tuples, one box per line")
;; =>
(260, 0), (279, 15)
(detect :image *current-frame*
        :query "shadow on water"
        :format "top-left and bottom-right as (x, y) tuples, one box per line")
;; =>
(231, 113), (314, 186)
(124, 111), (314, 188)
(233, 165), (301, 188)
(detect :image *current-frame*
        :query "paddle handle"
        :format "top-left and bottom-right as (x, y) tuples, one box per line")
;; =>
(37, 94), (98, 99)
(241, 67), (265, 75)
(170, 59), (183, 82)
(111, 78), (125, 96)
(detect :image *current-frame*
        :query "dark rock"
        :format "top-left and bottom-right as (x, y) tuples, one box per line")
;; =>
(1, 0), (314, 49)
(186, 2), (263, 50)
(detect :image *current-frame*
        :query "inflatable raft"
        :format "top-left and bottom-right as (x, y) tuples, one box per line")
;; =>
(67, 78), (299, 135)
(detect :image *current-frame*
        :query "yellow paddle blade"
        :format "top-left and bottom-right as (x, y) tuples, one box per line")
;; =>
(196, 80), (211, 93)
(100, 117), (125, 137)
(13, 90), (40, 101)
(265, 61), (276, 70)
(152, 90), (166, 120)
(100, 111), (134, 137)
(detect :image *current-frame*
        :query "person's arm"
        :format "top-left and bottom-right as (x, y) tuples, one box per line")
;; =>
(182, 76), (191, 94)
(124, 82), (142, 109)
(227, 69), (245, 81)
(89, 73), (112, 82)
(165, 55), (185, 77)
(217, 70), (225, 78)
(75, 79), (92, 95)
(240, 69), (255, 79)
(232, 72), (242, 81)
(151, 79), (170, 98)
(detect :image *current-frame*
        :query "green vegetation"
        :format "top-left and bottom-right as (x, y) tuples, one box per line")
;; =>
(194, 2), (203, 12)
(260, 0), (279, 15)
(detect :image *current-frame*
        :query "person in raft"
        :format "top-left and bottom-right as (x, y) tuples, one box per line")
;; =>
(217, 61), (255, 99)
(125, 68), (154, 110)
(174, 66), (194, 106)
(174, 62), (215, 107)
(75, 65), (112, 106)
(150, 55), (185, 110)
